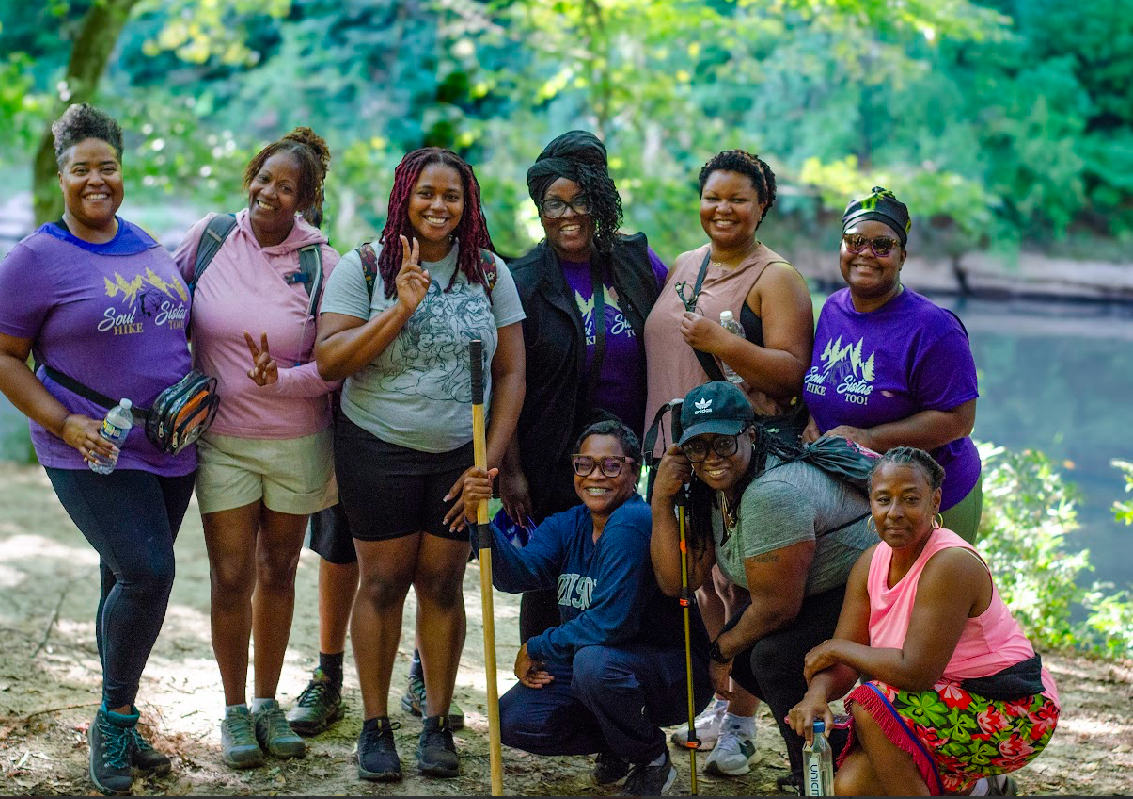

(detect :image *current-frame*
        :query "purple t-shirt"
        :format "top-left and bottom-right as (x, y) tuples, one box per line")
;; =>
(561, 249), (667, 437)
(804, 288), (979, 510)
(0, 220), (196, 475)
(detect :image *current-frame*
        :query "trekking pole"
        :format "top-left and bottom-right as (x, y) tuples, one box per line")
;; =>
(469, 340), (504, 796)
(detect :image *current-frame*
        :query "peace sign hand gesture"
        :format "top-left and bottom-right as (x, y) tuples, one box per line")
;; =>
(395, 235), (431, 315)
(243, 330), (279, 386)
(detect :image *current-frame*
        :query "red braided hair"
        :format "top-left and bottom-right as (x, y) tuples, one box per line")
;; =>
(377, 148), (496, 300)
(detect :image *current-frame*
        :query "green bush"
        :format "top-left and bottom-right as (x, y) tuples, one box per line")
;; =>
(977, 443), (1132, 659)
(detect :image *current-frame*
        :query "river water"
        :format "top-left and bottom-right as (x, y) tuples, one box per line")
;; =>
(0, 291), (1129, 589)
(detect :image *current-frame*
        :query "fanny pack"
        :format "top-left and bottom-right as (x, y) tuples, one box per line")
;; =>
(44, 365), (219, 455)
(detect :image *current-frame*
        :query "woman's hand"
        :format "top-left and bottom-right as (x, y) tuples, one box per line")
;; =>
(458, 466), (497, 525)
(243, 331), (279, 386)
(801, 414), (821, 445)
(498, 464), (533, 529)
(394, 235), (431, 315)
(804, 639), (850, 682)
(652, 445), (692, 504)
(822, 425), (877, 453)
(787, 691), (835, 744)
(679, 311), (728, 354)
(514, 643), (554, 689)
(709, 658), (734, 700)
(60, 413), (116, 465)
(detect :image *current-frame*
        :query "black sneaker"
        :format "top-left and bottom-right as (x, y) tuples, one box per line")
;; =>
(287, 668), (345, 736)
(592, 750), (631, 785)
(357, 717), (402, 782)
(400, 674), (465, 730)
(416, 715), (459, 778)
(88, 707), (137, 795)
(777, 770), (802, 796)
(621, 750), (676, 797)
(129, 723), (172, 776)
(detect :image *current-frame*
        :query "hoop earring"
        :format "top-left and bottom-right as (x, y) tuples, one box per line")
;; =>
(867, 516), (877, 533)
(932, 513), (944, 530)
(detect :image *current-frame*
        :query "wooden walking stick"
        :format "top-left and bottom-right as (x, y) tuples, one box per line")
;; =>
(469, 339), (504, 795)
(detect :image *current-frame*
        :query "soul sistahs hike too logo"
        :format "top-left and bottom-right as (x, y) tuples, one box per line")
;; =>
(98, 268), (189, 335)
(804, 335), (875, 406)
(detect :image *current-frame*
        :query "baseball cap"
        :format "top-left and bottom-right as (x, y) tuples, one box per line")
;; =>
(677, 381), (755, 445)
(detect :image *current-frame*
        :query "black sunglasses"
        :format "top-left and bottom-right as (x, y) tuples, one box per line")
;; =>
(572, 454), (635, 478)
(842, 232), (901, 257)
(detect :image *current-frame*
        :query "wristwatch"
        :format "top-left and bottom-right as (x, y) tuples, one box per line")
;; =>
(708, 639), (730, 664)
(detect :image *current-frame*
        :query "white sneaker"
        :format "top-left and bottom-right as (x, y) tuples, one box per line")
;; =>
(670, 698), (728, 751)
(703, 716), (757, 776)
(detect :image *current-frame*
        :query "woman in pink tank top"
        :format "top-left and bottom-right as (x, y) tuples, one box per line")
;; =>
(787, 447), (1059, 796)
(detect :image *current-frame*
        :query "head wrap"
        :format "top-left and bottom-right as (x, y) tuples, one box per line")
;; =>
(526, 130), (610, 205)
(841, 186), (912, 246)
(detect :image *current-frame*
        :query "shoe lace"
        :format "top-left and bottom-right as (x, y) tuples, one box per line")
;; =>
(97, 717), (133, 769)
(223, 712), (258, 745)
(296, 678), (332, 708)
(422, 723), (456, 753)
(360, 719), (401, 747)
(129, 726), (155, 753)
(715, 724), (749, 754)
(406, 675), (426, 703)
(263, 707), (296, 739)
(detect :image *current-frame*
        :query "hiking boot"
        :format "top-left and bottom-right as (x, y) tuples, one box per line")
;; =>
(129, 723), (172, 776)
(221, 707), (264, 769)
(287, 668), (345, 736)
(357, 717), (402, 782)
(416, 715), (459, 778)
(592, 750), (631, 785)
(703, 716), (757, 775)
(670, 697), (728, 751)
(400, 674), (465, 730)
(88, 707), (137, 795)
(254, 700), (306, 759)
(621, 750), (676, 796)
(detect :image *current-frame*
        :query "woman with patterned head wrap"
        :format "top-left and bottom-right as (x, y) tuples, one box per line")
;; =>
(500, 131), (668, 676)
(801, 187), (983, 542)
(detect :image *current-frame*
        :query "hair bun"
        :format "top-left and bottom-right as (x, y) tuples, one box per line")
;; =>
(283, 127), (331, 174)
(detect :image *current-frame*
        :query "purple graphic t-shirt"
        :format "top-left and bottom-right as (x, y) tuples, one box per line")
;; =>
(561, 249), (667, 437)
(803, 288), (979, 510)
(0, 220), (195, 475)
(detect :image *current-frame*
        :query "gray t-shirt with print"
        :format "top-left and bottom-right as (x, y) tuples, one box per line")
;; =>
(713, 456), (878, 596)
(320, 243), (525, 453)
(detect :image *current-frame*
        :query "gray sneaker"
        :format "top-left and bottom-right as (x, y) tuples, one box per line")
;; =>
(221, 707), (264, 769)
(287, 668), (345, 736)
(254, 700), (306, 759)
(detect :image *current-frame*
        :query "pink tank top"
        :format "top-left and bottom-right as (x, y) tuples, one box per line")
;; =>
(867, 528), (1059, 704)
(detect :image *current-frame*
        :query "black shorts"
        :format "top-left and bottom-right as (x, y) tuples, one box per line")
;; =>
(309, 502), (356, 564)
(334, 413), (473, 543)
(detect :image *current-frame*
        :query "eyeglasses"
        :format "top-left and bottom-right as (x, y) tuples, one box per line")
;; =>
(541, 196), (592, 218)
(674, 281), (700, 313)
(681, 432), (746, 463)
(842, 232), (901, 257)
(571, 454), (635, 478)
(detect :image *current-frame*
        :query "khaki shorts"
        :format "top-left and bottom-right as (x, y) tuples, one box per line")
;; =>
(195, 429), (337, 516)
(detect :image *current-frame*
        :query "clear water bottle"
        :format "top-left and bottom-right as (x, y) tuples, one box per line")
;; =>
(89, 398), (133, 475)
(718, 310), (745, 385)
(803, 719), (835, 796)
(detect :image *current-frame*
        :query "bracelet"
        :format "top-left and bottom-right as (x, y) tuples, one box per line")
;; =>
(708, 639), (730, 664)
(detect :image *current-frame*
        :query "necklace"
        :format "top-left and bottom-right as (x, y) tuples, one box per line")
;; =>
(710, 239), (759, 270)
(718, 491), (737, 544)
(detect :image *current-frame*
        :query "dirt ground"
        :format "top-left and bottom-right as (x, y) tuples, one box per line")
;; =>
(0, 462), (1130, 797)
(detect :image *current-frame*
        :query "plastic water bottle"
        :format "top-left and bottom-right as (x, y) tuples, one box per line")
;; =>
(88, 398), (133, 475)
(803, 719), (835, 796)
(718, 310), (745, 384)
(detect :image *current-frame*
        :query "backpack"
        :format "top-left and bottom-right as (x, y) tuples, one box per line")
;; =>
(189, 214), (325, 317)
(357, 241), (497, 302)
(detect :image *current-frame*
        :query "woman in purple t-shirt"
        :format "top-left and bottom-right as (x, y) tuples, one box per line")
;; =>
(802, 187), (982, 542)
(0, 104), (195, 794)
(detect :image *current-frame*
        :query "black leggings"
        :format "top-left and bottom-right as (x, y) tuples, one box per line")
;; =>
(45, 467), (195, 709)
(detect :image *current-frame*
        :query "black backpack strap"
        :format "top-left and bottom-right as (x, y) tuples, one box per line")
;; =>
(289, 244), (324, 317)
(190, 214), (238, 297)
(680, 250), (727, 382)
(42, 365), (148, 425)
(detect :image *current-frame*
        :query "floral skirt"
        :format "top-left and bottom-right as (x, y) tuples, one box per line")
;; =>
(840, 678), (1060, 794)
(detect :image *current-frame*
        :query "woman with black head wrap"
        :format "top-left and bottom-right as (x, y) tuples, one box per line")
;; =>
(500, 131), (668, 645)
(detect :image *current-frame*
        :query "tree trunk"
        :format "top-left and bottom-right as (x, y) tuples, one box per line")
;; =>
(32, 0), (141, 225)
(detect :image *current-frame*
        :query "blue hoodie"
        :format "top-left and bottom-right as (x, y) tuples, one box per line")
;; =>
(472, 495), (709, 665)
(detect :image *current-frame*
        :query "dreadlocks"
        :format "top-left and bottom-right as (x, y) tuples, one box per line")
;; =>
(698, 150), (778, 223)
(377, 148), (495, 300)
(243, 127), (331, 228)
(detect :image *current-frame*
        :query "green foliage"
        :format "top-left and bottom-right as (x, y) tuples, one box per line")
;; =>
(978, 444), (1133, 658)
(1113, 460), (1133, 527)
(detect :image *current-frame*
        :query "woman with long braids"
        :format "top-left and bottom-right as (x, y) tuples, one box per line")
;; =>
(788, 448), (1059, 796)
(172, 127), (340, 769)
(643, 149), (813, 775)
(316, 148), (525, 781)
(651, 381), (878, 791)
(499, 130), (667, 654)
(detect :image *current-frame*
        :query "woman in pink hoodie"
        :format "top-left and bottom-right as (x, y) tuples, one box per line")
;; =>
(173, 128), (340, 770)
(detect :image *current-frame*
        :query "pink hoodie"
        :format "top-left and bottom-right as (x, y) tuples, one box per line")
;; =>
(174, 209), (341, 439)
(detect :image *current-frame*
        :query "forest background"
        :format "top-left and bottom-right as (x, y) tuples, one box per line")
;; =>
(0, 0), (1131, 660)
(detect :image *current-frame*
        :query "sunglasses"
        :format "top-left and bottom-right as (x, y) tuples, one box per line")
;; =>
(680, 432), (746, 463)
(541, 196), (592, 218)
(842, 232), (901, 257)
(571, 454), (635, 478)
